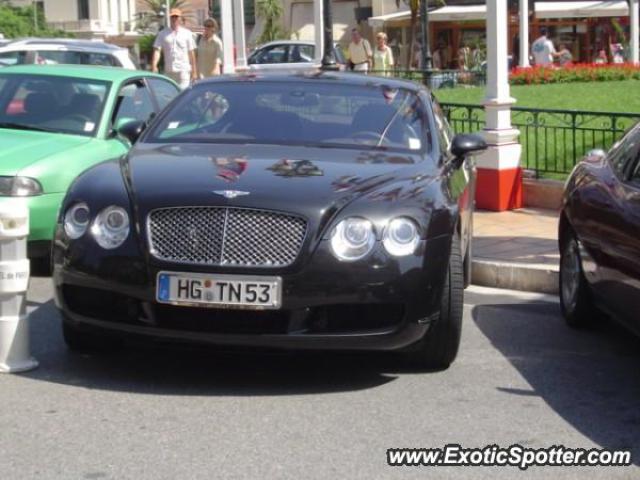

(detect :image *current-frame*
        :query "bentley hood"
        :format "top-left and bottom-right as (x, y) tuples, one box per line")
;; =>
(124, 144), (437, 228)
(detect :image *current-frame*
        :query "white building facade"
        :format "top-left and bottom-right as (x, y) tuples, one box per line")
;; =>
(10, 0), (138, 40)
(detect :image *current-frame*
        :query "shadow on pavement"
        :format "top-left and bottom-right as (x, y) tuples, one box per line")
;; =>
(19, 300), (435, 397)
(472, 300), (640, 465)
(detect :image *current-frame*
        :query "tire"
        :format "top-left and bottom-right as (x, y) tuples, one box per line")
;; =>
(62, 319), (123, 353)
(559, 229), (597, 328)
(405, 233), (464, 370)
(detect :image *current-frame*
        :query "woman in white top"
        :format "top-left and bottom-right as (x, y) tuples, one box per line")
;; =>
(372, 32), (394, 76)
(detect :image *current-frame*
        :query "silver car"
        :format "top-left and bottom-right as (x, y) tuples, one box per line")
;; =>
(248, 40), (346, 70)
(0, 38), (137, 69)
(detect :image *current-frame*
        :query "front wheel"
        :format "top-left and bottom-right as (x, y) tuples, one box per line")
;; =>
(404, 234), (464, 370)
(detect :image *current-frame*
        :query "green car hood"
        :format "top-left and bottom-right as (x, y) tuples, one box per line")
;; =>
(0, 129), (92, 176)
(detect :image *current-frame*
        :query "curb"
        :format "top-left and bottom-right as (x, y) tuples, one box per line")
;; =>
(471, 258), (559, 295)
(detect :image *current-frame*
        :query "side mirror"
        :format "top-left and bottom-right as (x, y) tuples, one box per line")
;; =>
(451, 133), (487, 159)
(116, 119), (146, 144)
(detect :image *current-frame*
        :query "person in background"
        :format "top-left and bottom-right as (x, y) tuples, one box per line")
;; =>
(372, 32), (394, 76)
(470, 43), (484, 70)
(348, 28), (372, 72)
(197, 17), (223, 78)
(410, 38), (423, 70)
(432, 42), (447, 70)
(611, 43), (625, 63)
(151, 8), (197, 89)
(457, 43), (471, 71)
(594, 48), (608, 64)
(531, 27), (557, 66)
(556, 44), (573, 66)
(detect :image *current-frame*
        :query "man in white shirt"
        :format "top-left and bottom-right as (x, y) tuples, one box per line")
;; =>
(151, 9), (197, 89)
(531, 27), (557, 66)
(348, 28), (372, 72)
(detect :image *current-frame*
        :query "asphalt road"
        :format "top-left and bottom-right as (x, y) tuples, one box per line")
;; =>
(1, 276), (639, 480)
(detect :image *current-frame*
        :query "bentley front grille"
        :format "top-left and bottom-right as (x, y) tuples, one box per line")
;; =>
(147, 207), (307, 267)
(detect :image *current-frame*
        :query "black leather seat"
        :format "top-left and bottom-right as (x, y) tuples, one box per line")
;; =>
(67, 93), (102, 121)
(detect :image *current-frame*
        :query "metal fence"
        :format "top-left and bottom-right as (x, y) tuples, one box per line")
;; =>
(439, 102), (640, 176)
(370, 69), (486, 89)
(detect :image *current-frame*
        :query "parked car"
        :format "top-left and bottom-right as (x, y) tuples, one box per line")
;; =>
(248, 40), (347, 70)
(0, 38), (137, 69)
(0, 64), (180, 258)
(559, 122), (640, 335)
(52, 72), (486, 369)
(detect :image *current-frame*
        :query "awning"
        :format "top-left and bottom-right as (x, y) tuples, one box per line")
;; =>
(367, 6), (486, 28)
(429, 5), (487, 22)
(368, 1), (629, 28)
(534, 1), (629, 19)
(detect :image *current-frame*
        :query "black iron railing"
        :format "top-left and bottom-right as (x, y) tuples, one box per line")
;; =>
(369, 69), (487, 89)
(439, 102), (640, 176)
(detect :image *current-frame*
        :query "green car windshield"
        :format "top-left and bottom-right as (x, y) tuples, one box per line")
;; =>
(0, 73), (110, 137)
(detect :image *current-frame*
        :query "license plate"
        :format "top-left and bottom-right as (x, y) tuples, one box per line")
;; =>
(156, 272), (282, 309)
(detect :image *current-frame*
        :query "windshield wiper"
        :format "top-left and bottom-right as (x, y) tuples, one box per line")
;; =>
(0, 122), (57, 133)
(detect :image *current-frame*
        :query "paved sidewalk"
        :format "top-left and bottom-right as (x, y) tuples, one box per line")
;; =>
(472, 208), (560, 294)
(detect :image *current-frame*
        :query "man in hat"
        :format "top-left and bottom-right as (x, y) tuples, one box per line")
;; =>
(151, 8), (197, 89)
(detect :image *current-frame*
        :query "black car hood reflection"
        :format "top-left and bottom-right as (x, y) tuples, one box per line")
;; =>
(124, 143), (436, 225)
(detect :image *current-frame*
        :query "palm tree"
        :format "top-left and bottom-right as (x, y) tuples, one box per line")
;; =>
(137, 0), (191, 33)
(256, 0), (286, 43)
(396, 0), (445, 68)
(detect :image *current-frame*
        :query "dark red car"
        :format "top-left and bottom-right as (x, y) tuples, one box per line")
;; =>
(559, 122), (640, 333)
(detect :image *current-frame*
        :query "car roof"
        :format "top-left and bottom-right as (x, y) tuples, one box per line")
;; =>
(1, 38), (126, 52)
(0, 64), (168, 83)
(196, 70), (423, 92)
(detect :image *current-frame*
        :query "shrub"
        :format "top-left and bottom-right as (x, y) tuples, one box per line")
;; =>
(510, 64), (640, 85)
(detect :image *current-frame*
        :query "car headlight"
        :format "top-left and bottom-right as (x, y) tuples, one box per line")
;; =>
(91, 206), (130, 249)
(0, 176), (43, 196)
(63, 203), (90, 239)
(330, 217), (375, 261)
(383, 217), (420, 256)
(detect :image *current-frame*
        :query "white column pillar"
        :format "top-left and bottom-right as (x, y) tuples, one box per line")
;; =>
(484, 0), (516, 131)
(631, 0), (639, 64)
(220, 0), (235, 74)
(475, 0), (523, 211)
(519, 0), (530, 67)
(233, 0), (247, 70)
(314, 0), (324, 64)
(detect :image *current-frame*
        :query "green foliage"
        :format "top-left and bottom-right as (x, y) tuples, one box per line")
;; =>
(138, 34), (156, 56)
(136, 0), (191, 32)
(0, 3), (71, 38)
(256, 0), (288, 43)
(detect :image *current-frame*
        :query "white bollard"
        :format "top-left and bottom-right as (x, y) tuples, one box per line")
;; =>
(0, 199), (38, 373)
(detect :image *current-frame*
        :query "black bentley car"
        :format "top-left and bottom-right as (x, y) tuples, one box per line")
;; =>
(53, 72), (486, 369)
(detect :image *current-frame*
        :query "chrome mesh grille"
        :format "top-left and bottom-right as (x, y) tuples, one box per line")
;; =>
(147, 207), (307, 267)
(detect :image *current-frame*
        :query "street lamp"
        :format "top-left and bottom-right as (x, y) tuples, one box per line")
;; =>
(321, 0), (338, 70)
(420, 0), (432, 69)
(32, 0), (38, 32)
(165, 0), (170, 27)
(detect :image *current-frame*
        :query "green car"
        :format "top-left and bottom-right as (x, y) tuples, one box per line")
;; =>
(0, 65), (180, 257)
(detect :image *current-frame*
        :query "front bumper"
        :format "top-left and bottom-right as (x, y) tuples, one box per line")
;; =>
(53, 231), (452, 352)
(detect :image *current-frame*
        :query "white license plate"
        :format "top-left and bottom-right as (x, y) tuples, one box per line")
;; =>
(156, 272), (282, 309)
